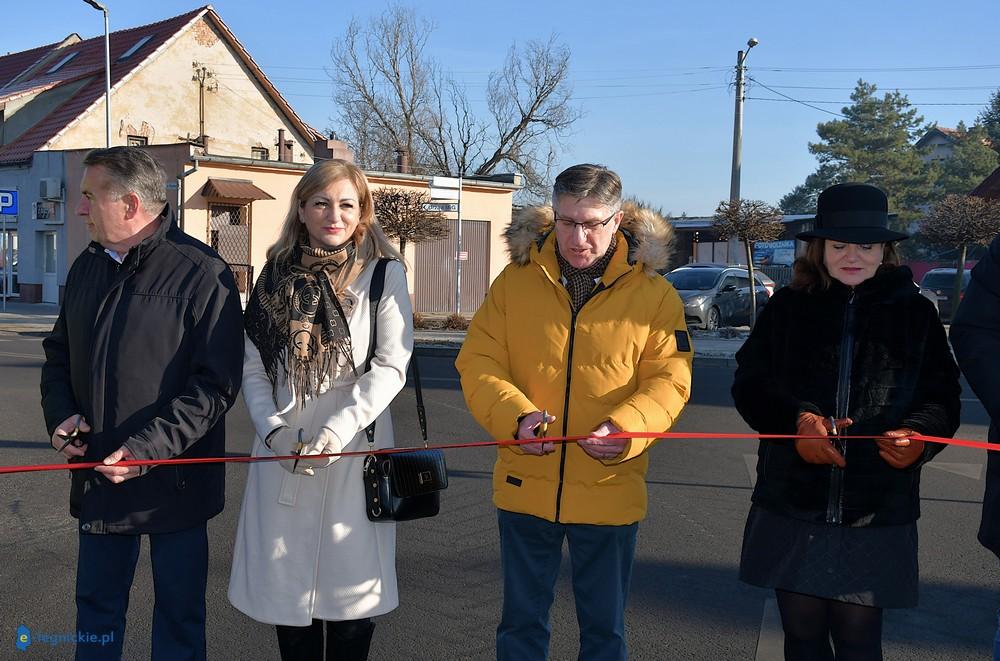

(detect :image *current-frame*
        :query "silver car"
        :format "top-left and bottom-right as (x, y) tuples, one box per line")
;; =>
(665, 264), (774, 330)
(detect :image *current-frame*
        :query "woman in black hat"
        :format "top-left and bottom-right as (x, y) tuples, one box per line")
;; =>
(732, 183), (961, 660)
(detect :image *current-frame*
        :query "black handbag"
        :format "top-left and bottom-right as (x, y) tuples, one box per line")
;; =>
(362, 259), (448, 522)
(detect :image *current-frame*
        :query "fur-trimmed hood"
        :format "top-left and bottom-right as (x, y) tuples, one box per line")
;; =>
(503, 201), (675, 275)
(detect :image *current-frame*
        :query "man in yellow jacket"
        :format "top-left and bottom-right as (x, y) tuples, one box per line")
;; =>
(456, 163), (692, 660)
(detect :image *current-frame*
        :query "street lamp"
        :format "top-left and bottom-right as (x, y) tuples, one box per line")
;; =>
(82, 0), (111, 147)
(728, 37), (758, 263)
(729, 37), (758, 204)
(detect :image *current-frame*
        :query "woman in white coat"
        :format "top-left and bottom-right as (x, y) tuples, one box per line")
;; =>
(229, 159), (412, 661)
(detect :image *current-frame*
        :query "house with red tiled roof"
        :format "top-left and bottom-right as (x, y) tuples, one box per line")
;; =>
(916, 126), (963, 163)
(0, 5), (337, 303)
(0, 5), (523, 313)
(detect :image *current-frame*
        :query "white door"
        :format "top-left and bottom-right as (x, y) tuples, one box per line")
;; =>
(42, 231), (57, 303)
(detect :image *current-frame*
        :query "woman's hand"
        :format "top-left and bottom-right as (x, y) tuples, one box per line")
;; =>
(268, 427), (314, 475)
(793, 412), (851, 468)
(877, 429), (925, 469)
(298, 427), (341, 471)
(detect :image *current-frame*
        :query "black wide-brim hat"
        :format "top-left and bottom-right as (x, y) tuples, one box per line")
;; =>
(796, 182), (908, 243)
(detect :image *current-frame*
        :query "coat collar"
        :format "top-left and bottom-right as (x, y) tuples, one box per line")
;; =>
(531, 230), (634, 288)
(504, 201), (675, 276)
(87, 203), (174, 267)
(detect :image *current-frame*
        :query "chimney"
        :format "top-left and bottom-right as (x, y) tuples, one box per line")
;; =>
(313, 138), (354, 163)
(395, 148), (409, 174)
(277, 129), (294, 163)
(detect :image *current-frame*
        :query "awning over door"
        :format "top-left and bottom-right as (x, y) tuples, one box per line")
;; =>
(200, 178), (274, 201)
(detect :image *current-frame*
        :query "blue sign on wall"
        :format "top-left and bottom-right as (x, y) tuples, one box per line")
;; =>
(0, 190), (17, 215)
(753, 240), (795, 267)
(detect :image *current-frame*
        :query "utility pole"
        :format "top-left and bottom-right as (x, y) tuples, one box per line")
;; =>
(191, 62), (216, 147)
(729, 37), (758, 263)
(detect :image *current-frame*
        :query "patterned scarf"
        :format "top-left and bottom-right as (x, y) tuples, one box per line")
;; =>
(244, 241), (364, 408)
(556, 235), (618, 312)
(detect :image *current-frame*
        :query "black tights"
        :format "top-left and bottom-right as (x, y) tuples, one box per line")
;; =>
(275, 618), (375, 661)
(776, 590), (883, 661)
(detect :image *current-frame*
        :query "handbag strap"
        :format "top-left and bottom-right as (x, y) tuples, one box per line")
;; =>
(364, 258), (427, 448)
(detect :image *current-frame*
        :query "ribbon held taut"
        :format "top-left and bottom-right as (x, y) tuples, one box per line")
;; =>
(0, 431), (992, 476)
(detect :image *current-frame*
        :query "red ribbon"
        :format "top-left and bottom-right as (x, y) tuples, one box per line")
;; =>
(0, 431), (991, 476)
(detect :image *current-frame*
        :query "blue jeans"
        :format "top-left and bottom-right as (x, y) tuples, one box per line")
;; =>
(75, 523), (208, 661)
(496, 509), (638, 661)
(994, 609), (1000, 661)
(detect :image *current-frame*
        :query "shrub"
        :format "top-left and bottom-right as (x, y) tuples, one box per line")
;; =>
(443, 313), (470, 330)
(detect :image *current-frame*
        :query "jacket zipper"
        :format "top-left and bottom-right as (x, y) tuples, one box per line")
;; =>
(554, 309), (579, 523)
(553, 281), (609, 522)
(827, 291), (856, 525)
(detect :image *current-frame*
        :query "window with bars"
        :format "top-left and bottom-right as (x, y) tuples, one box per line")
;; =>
(251, 147), (269, 160)
(127, 135), (148, 147)
(209, 203), (251, 293)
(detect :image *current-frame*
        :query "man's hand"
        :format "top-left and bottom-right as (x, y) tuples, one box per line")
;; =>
(877, 429), (925, 469)
(50, 414), (90, 459)
(578, 421), (627, 460)
(793, 412), (850, 468)
(94, 445), (145, 484)
(516, 411), (557, 456)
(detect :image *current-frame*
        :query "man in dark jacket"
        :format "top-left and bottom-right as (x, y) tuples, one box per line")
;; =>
(40, 147), (243, 660)
(951, 234), (1000, 660)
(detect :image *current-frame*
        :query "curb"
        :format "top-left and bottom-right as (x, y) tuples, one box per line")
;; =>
(414, 342), (736, 365)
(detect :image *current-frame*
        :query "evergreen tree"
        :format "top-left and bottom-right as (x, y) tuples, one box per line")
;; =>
(778, 166), (838, 214)
(933, 123), (999, 197)
(780, 80), (933, 229)
(979, 89), (1000, 152)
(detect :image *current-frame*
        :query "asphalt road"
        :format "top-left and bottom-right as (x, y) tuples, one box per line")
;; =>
(0, 333), (995, 660)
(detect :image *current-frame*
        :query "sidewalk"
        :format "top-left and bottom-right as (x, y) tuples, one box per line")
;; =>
(0, 301), (746, 362)
(0, 300), (59, 335)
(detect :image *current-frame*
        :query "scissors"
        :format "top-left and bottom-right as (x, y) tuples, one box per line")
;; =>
(55, 415), (84, 452)
(291, 428), (306, 474)
(535, 409), (549, 438)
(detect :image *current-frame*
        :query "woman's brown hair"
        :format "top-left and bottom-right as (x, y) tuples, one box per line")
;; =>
(790, 239), (900, 292)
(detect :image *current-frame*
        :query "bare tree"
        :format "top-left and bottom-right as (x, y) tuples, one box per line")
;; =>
(713, 199), (785, 327)
(330, 7), (435, 171)
(921, 194), (1000, 319)
(329, 7), (580, 195)
(472, 37), (580, 197)
(373, 187), (449, 254)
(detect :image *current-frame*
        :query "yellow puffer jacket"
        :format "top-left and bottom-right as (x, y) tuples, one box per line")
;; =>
(456, 203), (693, 525)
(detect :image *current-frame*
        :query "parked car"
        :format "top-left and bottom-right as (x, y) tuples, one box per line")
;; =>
(919, 268), (970, 322)
(664, 263), (775, 330)
(917, 284), (938, 314)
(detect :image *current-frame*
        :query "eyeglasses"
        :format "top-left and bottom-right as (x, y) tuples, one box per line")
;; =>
(553, 208), (619, 233)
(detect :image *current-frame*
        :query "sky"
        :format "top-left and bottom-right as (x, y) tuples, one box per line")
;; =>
(3, 0), (997, 216)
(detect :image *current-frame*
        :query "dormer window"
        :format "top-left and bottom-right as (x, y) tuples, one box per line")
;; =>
(116, 35), (153, 62)
(46, 51), (79, 74)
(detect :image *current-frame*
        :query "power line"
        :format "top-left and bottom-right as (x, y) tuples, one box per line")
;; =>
(748, 97), (986, 107)
(747, 77), (846, 118)
(749, 84), (998, 92)
(755, 64), (1000, 73)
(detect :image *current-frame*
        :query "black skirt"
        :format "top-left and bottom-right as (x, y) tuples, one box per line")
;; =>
(739, 504), (919, 609)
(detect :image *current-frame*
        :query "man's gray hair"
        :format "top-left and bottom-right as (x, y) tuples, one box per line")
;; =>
(83, 146), (168, 211)
(552, 163), (622, 211)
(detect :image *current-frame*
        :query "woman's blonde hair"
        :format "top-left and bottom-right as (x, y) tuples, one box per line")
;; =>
(790, 238), (899, 292)
(267, 159), (405, 268)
